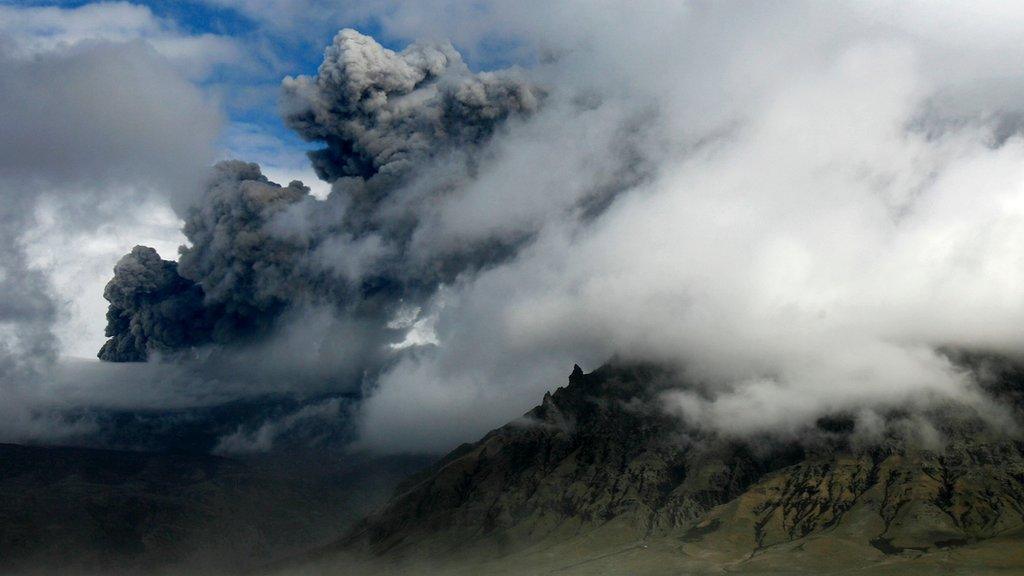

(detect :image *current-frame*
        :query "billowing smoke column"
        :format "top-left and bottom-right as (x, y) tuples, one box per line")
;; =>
(99, 31), (542, 362)
(176, 161), (312, 339)
(99, 161), (314, 360)
(282, 29), (541, 184)
(98, 246), (207, 361)
(282, 29), (543, 241)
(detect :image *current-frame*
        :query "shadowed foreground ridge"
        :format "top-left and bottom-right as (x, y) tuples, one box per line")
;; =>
(0, 444), (430, 576)
(292, 362), (1024, 575)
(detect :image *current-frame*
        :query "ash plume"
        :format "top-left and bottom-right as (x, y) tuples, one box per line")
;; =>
(177, 161), (313, 339)
(98, 246), (207, 362)
(100, 32), (544, 364)
(99, 161), (315, 360)
(281, 29), (542, 184)
(93, 4), (1024, 454)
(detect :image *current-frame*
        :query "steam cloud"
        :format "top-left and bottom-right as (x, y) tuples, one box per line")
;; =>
(81, 2), (1024, 453)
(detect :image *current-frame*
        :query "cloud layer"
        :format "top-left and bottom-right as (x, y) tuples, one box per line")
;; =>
(10, 1), (1024, 455)
(349, 1), (1024, 450)
(0, 8), (221, 443)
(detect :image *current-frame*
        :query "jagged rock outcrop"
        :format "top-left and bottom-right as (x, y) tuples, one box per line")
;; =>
(345, 364), (804, 555)
(314, 361), (1024, 575)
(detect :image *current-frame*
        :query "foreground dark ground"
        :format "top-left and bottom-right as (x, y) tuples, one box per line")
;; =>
(0, 444), (429, 575)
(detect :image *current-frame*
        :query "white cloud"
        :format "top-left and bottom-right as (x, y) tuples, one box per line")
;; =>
(25, 196), (186, 359)
(0, 5), (224, 442)
(354, 1), (1024, 452)
(0, 2), (243, 78)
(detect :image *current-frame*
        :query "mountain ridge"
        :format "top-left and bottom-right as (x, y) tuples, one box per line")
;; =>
(290, 361), (1024, 575)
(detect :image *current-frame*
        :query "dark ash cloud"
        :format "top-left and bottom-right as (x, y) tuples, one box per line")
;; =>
(98, 246), (208, 362)
(177, 161), (313, 339)
(99, 33), (544, 366)
(99, 161), (314, 361)
(282, 29), (543, 183)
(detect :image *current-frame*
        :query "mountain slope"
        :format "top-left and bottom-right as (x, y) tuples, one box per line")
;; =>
(291, 362), (1024, 575)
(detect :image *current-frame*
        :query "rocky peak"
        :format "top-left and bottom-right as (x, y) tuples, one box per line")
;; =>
(332, 361), (1024, 574)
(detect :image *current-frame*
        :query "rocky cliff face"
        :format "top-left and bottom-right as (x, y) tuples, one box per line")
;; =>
(346, 364), (802, 552)
(325, 361), (1024, 575)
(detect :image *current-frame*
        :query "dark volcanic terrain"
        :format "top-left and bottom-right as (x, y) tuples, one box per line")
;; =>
(292, 363), (1024, 575)
(0, 444), (429, 575)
